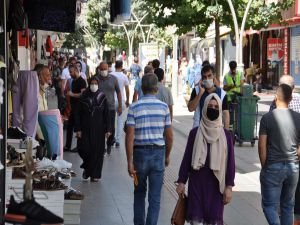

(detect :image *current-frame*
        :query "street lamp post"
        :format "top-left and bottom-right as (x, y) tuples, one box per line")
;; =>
(226, 0), (254, 73)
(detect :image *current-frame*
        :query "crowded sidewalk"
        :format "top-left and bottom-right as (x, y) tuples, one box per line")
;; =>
(52, 91), (276, 225)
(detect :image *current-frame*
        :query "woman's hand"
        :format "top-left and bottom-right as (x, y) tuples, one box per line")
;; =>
(176, 183), (185, 197)
(223, 186), (233, 205)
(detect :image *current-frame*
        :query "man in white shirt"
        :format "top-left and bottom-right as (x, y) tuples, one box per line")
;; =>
(60, 57), (77, 96)
(110, 60), (130, 147)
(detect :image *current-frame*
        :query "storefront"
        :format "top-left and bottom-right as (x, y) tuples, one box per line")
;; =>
(290, 25), (300, 85)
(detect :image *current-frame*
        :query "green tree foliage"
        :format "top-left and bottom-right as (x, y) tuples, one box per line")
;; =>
(145, 0), (295, 36)
(86, 0), (110, 46)
(104, 31), (129, 50)
(62, 27), (88, 49)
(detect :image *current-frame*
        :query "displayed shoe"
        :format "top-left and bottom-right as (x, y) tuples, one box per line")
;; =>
(64, 187), (84, 200)
(20, 137), (39, 149)
(12, 166), (26, 179)
(62, 168), (76, 177)
(115, 142), (120, 147)
(33, 178), (68, 191)
(5, 195), (64, 224)
(35, 158), (54, 170)
(7, 145), (25, 167)
(53, 159), (72, 170)
(106, 146), (112, 155)
(7, 127), (27, 139)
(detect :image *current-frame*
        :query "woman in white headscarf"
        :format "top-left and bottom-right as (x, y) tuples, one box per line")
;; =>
(176, 93), (235, 225)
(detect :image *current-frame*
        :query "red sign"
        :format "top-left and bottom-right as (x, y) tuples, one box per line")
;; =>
(283, 28), (290, 75)
(267, 38), (284, 61)
(296, 0), (300, 16)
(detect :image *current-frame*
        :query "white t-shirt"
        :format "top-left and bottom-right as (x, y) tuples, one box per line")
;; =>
(110, 71), (129, 103)
(61, 67), (71, 80)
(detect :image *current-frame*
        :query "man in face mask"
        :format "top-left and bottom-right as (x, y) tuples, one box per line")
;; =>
(95, 62), (122, 155)
(188, 65), (229, 129)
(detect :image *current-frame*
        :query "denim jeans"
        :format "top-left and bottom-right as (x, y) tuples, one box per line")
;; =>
(133, 146), (165, 225)
(260, 161), (299, 225)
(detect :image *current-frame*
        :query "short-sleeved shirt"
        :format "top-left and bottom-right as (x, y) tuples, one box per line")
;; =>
(156, 83), (174, 106)
(130, 64), (141, 77)
(110, 71), (129, 103)
(97, 75), (120, 110)
(70, 76), (87, 107)
(134, 78), (143, 100)
(127, 95), (171, 146)
(259, 108), (300, 165)
(61, 67), (71, 80)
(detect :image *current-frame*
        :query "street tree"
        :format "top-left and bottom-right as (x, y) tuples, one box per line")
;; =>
(144, 0), (295, 78)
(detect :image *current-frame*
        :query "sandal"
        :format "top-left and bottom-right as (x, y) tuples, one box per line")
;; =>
(64, 188), (84, 200)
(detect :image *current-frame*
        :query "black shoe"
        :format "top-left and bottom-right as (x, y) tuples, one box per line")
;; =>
(115, 142), (120, 147)
(70, 147), (78, 153)
(82, 170), (89, 180)
(7, 127), (27, 139)
(106, 146), (112, 155)
(5, 195), (64, 224)
(64, 147), (70, 152)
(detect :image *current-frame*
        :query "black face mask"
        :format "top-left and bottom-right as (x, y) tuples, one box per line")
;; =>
(206, 108), (219, 121)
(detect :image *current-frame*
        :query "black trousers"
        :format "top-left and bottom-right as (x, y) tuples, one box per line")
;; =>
(65, 111), (75, 149)
(107, 109), (116, 147)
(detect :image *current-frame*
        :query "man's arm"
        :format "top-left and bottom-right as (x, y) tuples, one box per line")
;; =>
(61, 79), (67, 96)
(126, 126), (135, 177)
(168, 105), (173, 122)
(188, 87), (204, 112)
(125, 85), (130, 107)
(258, 135), (267, 167)
(222, 110), (230, 130)
(164, 126), (173, 167)
(132, 90), (138, 103)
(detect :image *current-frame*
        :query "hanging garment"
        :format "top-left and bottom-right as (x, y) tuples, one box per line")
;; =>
(12, 71), (39, 137)
(38, 109), (63, 158)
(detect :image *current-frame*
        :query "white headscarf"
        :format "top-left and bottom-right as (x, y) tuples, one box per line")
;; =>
(191, 93), (228, 194)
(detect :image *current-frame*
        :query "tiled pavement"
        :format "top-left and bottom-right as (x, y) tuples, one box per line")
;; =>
(60, 92), (274, 225)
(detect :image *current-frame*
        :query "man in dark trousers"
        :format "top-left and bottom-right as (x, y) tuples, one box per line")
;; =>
(64, 64), (87, 152)
(259, 84), (300, 225)
(96, 62), (122, 155)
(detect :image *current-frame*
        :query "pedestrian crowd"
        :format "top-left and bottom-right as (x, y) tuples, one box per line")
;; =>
(42, 51), (300, 225)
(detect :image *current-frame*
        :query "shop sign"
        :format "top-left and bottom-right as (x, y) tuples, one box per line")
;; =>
(284, 28), (289, 75)
(290, 26), (300, 84)
(296, 0), (300, 16)
(267, 38), (284, 62)
(139, 43), (165, 70)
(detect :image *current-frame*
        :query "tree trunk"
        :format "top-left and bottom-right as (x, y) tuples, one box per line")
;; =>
(215, 18), (221, 80)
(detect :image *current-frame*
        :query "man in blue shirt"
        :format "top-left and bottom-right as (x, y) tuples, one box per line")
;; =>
(126, 74), (173, 225)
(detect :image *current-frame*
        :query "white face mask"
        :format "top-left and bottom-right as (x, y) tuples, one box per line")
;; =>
(100, 70), (108, 77)
(90, 84), (98, 93)
(203, 79), (214, 89)
(41, 83), (49, 91)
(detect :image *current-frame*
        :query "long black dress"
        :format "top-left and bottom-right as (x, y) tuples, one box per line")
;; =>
(75, 89), (111, 179)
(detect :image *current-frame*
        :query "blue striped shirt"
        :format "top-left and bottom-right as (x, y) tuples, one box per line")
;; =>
(127, 94), (171, 146)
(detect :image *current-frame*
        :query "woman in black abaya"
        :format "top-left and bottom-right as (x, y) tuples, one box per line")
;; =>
(75, 77), (111, 182)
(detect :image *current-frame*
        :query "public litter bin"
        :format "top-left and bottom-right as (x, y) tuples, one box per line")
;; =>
(236, 96), (260, 146)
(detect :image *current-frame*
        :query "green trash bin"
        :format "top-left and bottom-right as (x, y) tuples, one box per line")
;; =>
(236, 96), (260, 146)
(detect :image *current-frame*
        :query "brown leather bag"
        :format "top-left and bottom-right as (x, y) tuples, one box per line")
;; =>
(171, 195), (187, 225)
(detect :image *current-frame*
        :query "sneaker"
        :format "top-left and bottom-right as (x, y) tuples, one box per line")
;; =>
(5, 195), (64, 224)
(106, 146), (112, 155)
(7, 127), (27, 139)
(20, 137), (39, 149)
(115, 142), (120, 148)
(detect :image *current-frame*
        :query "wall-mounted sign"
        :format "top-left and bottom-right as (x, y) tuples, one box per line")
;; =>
(267, 38), (284, 62)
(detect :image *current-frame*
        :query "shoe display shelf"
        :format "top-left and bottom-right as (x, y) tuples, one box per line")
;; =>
(5, 167), (65, 223)
(63, 200), (82, 225)
(7, 139), (36, 155)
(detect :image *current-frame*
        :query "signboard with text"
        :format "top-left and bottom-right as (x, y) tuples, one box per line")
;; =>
(139, 43), (165, 70)
(290, 26), (300, 85)
(267, 38), (284, 62)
